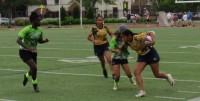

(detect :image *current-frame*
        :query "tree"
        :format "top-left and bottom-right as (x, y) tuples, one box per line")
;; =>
(60, 6), (67, 21)
(73, 6), (80, 19)
(150, 0), (200, 13)
(70, 0), (115, 19)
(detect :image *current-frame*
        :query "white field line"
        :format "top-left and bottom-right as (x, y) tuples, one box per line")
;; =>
(1, 68), (200, 83)
(1, 54), (200, 65)
(2, 46), (200, 55)
(154, 96), (185, 100)
(178, 90), (200, 94)
(0, 99), (16, 101)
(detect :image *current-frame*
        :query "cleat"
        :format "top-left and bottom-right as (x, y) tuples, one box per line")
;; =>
(33, 84), (40, 92)
(103, 70), (108, 78)
(166, 74), (175, 86)
(135, 90), (146, 97)
(130, 77), (136, 86)
(113, 85), (119, 90)
(23, 74), (28, 86)
(113, 80), (119, 90)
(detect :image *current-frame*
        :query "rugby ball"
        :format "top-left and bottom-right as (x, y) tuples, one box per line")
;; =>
(144, 35), (152, 45)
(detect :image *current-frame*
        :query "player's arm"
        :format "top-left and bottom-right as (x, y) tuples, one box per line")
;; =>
(38, 33), (49, 44)
(109, 38), (121, 54)
(16, 37), (36, 52)
(87, 29), (100, 44)
(16, 26), (36, 52)
(146, 31), (156, 45)
(104, 26), (113, 38)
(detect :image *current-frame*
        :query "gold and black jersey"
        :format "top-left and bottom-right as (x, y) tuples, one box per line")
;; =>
(88, 26), (112, 45)
(127, 32), (150, 55)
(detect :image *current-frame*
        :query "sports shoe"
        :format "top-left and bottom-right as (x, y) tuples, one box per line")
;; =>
(33, 84), (40, 92)
(166, 74), (175, 86)
(23, 74), (28, 86)
(113, 81), (119, 90)
(103, 70), (108, 78)
(113, 85), (119, 90)
(135, 90), (146, 97)
(130, 77), (136, 86)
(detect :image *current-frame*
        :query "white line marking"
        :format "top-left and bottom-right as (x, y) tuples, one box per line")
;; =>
(187, 97), (200, 101)
(1, 54), (200, 65)
(154, 96), (185, 100)
(2, 46), (200, 54)
(1, 68), (200, 83)
(0, 99), (16, 101)
(178, 90), (200, 94)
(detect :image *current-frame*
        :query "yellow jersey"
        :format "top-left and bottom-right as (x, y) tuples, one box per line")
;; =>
(88, 26), (112, 45)
(127, 32), (150, 55)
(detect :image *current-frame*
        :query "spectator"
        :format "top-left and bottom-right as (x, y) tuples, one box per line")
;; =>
(167, 12), (172, 26)
(177, 12), (183, 27)
(187, 11), (193, 27)
(145, 13), (150, 26)
(182, 12), (188, 27)
(127, 13), (131, 23)
(172, 13), (178, 27)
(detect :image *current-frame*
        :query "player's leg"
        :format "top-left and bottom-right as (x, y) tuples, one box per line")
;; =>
(97, 55), (108, 78)
(150, 62), (175, 86)
(134, 62), (147, 97)
(104, 50), (115, 79)
(112, 63), (120, 90)
(26, 59), (39, 92)
(122, 63), (136, 85)
(19, 50), (33, 86)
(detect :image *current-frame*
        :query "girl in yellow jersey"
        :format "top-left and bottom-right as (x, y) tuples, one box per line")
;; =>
(87, 16), (114, 78)
(120, 29), (175, 97)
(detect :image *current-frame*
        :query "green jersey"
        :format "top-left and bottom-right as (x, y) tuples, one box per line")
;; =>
(18, 25), (43, 49)
(109, 37), (129, 59)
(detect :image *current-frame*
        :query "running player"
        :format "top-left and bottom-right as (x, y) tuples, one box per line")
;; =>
(16, 12), (49, 92)
(109, 30), (136, 90)
(87, 15), (114, 78)
(120, 29), (175, 97)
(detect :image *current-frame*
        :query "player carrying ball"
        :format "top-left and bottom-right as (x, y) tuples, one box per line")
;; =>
(120, 28), (175, 97)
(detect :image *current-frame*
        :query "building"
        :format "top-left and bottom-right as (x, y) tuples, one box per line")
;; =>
(28, 0), (86, 18)
(1, 0), (151, 18)
(95, 0), (151, 18)
(28, 0), (151, 18)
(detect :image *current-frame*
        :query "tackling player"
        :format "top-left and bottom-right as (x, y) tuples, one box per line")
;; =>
(109, 30), (136, 90)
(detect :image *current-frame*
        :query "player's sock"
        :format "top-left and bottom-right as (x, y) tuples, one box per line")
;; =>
(112, 74), (115, 80)
(23, 72), (30, 86)
(32, 79), (39, 92)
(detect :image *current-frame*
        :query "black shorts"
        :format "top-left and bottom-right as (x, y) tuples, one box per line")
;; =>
(137, 47), (160, 64)
(19, 49), (37, 63)
(94, 43), (109, 56)
(112, 59), (128, 65)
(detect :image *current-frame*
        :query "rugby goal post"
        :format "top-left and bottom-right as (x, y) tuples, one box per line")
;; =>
(176, 0), (200, 3)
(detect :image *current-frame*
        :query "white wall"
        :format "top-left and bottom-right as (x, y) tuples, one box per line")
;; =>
(47, 0), (71, 5)
(95, 0), (135, 18)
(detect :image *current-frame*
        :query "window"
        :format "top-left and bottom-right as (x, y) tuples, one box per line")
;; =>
(55, 0), (59, 5)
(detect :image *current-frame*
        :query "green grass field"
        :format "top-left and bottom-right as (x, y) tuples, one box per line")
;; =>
(0, 26), (200, 101)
